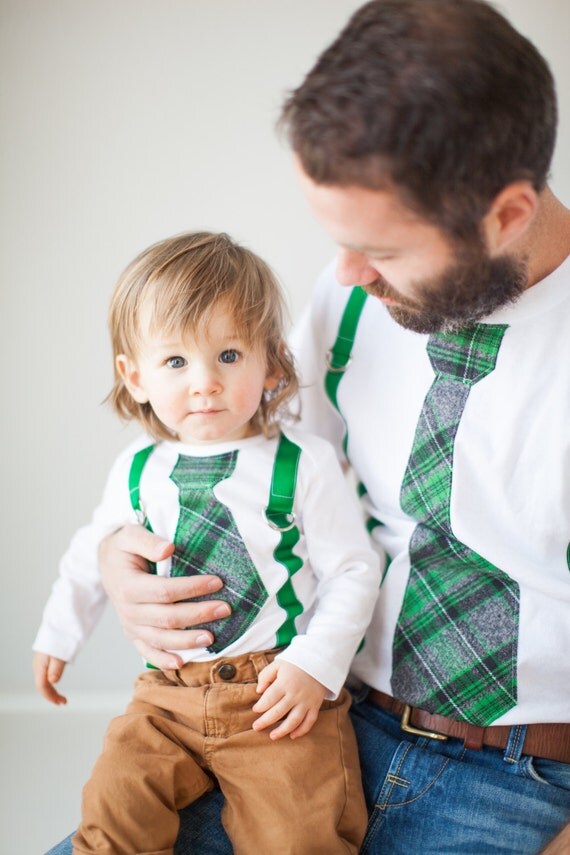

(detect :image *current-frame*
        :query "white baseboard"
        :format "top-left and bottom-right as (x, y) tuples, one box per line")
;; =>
(0, 691), (131, 713)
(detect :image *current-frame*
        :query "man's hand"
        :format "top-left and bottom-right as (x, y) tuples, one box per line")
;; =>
(99, 525), (231, 670)
(540, 823), (570, 854)
(33, 652), (68, 705)
(252, 660), (326, 740)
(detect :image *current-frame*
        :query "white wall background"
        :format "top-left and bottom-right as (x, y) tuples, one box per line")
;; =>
(1, 1), (569, 850)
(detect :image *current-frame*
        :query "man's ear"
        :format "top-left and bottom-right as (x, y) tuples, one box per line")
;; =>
(115, 354), (149, 403)
(483, 181), (538, 255)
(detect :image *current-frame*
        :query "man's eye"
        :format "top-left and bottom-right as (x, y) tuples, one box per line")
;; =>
(219, 349), (239, 364)
(166, 356), (187, 369)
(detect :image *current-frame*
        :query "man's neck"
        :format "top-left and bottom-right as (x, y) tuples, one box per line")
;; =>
(520, 187), (570, 288)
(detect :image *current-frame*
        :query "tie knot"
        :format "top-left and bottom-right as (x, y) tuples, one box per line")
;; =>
(170, 451), (237, 492)
(427, 324), (508, 386)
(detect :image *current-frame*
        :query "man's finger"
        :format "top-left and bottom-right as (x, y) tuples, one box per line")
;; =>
(131, 625), (219, 651)
(111, 571), (225, 607)
(99, 524), (174, 565)
(133, 641), (184, 671)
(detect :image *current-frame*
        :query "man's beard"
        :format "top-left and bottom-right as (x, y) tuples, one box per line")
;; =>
(364, 239), (528, 334)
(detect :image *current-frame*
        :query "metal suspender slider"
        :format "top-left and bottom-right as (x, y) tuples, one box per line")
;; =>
(325, 286), (367, 384)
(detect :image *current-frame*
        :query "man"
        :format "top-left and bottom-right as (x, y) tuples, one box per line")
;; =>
(48, 1), (570, 853)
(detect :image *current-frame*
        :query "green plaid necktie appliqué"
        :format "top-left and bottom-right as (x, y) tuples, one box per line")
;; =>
(392, 324), (520, 726)
(170, 451), (268, 653)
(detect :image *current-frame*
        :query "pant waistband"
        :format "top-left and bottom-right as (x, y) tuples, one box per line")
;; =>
(367, 689), (570, 764)
(163, 647), (283, 688)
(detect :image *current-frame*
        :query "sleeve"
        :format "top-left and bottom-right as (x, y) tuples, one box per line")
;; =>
(32, 444), (140, 663)
(275, 435), (382, 698)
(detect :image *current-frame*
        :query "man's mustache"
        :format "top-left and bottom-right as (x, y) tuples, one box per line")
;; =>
(363, 276), (417, 309)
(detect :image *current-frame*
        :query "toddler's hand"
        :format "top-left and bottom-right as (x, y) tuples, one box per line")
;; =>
(32, 652), (68, 705)
(252, 659), (326, 740)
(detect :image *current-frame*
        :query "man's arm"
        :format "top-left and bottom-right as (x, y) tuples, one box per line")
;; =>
(99, 525), (231, 669)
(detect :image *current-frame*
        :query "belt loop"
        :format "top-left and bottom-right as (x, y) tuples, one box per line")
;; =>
(503, 724), (527, 763)
(249, 650), (271, 677)
(463, 724), (485, 751)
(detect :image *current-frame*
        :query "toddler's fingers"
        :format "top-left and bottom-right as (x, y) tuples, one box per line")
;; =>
(268, 707), (309, 741)
(256, 661), (278, 694)
(252, 695), (292, 731)
(47, 659), (65, 684)
(287, 708), (319, 740)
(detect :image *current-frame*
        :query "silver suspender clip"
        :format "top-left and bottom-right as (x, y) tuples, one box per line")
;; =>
(134, 502), (148, 527)
(326, 349), (352, 373)
(262, 509), (297, 532)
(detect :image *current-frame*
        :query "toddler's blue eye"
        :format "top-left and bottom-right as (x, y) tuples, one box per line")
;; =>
(219, 350), (239, 364)
(166, 356), (187, 369)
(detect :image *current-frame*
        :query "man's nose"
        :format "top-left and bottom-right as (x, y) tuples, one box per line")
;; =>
(336, 249), (378, 287)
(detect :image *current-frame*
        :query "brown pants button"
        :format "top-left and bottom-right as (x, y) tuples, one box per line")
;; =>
(217, 663), (237, 680)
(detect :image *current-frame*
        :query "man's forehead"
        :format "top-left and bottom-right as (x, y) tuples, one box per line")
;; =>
(294, 162), (426, 227)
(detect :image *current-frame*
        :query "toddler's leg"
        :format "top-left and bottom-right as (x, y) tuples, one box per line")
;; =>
(72, 671), (213, 855)
(215, 686), (367, 855)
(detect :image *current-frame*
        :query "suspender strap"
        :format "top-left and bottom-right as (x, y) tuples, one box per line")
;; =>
(264, 432), (301, 530)
(323, 286), (385, 598)
(325, 286), (368, 413)
(128, 444), (155, 520)
(128, 443), (157, 574)
(130, 437), (300, 532)
(265, 433), (304, 647)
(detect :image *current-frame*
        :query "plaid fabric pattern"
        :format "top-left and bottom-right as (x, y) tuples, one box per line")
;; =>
(170, 452), (268, 653)
(392, 324), (520, 726)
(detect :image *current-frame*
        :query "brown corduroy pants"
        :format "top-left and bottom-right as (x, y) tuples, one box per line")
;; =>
(72, 648), (367, 855)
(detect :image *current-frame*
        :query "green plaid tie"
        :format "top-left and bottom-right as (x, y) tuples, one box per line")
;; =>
(392, 324), (520, 726)
(170, 452), (268, 653)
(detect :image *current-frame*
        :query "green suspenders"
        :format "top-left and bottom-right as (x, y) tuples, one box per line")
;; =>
(324, 286), (368, 455)
(128, 443), (155, 529)
(128, 443), (157, 575)
(324, 287), (387, 592)
(127, 434), (304, 641)
(264, 433), (304, 646)
(128, 436), (301, 528)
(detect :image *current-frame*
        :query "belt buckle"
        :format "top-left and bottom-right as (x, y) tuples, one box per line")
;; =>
(400, 704), (448, 742)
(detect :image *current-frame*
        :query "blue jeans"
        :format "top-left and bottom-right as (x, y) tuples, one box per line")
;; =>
(46, 790), (232, 855)
(46, 694), (570, 854)
(352, 695), (570, 854)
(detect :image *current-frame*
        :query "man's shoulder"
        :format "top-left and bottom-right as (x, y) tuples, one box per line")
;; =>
(280, 424), (340, 464)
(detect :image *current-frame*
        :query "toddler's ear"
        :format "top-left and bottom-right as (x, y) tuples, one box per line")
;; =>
(265, 343), (288, 392)
(264, 371), (282, 392)
(115, 354), (149, 403)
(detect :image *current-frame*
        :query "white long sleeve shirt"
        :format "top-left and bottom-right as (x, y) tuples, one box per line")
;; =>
(34, 427), (381, 698)
(292, 255), (570, 726)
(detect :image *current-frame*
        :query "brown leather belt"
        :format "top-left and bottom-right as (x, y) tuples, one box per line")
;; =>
(368, 690), (570, 764)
